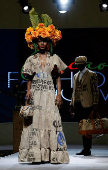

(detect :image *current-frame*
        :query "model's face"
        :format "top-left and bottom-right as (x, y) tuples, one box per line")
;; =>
(37, 38), (48, 50)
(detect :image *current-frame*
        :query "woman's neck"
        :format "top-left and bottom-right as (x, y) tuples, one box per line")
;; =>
(39, 49), (47, 54)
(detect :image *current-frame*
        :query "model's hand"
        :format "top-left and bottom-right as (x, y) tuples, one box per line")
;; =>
(26, 90), (32, 100)
(55, 94), (63, 109)
(69, 105), (75, 117)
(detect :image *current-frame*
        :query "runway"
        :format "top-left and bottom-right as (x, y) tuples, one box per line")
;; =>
(0, 145), (108, 170)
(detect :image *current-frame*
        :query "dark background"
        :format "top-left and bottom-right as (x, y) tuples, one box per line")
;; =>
(0, 28), (108, 123)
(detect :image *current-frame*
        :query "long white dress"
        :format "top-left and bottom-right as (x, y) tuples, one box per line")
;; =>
(19, 52), (70, 163)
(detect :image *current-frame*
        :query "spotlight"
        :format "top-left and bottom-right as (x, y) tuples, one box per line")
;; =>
(53, 0), (75, 13)
(59, 11), (67, 13)
(60, 0), (68, 4)
(102, 3), (108, 7)
(23, 6), (29, 11)
(17, 0), (32, 14)
(99, 0), (108, 12)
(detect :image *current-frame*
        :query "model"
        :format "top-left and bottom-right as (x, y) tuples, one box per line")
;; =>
(19, 8), (69, 163)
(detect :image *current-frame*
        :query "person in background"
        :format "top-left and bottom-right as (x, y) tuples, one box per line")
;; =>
(70, 56), (99, 156)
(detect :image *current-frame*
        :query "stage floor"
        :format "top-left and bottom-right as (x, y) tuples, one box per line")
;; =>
(0, 145), (108, 170)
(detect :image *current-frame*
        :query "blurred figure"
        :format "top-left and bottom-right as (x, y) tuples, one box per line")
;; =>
(70, 56), (99, 156)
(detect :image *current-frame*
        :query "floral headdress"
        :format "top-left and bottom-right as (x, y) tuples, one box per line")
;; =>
(25, 8), (62, 55)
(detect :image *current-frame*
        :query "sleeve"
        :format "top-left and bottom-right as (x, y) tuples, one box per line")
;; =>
(70, 75), (75, 106)
(91, 72), (99, 105)
(22, 56), (33, 76)
(52, 54), (67, 73)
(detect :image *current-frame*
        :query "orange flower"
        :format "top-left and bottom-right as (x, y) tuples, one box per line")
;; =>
(41, 32), (47, 38)
(49, 32), (55, 39)
(35, 26), (39, 31)
(38, 23), (45, 28)
(25, 24), (62, 49)
(47, 24), (55, 32)
(38, 28), (45, 34)
(31, 31), (39, 38)
(28, 43), (34, 49)
(38, 28), (48, 37)
(47, 24), (55, 31)
(26, 27), (34, 33)
(55, 30), (62, 40)
(25, 34), (32, 43)
(41, 31), (49, 38)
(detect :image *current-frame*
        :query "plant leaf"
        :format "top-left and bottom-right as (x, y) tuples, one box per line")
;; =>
(29, 8), (40, 29)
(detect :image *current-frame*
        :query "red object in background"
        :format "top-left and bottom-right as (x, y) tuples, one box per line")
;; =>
(68, 62), (78, 70)
(60, 62), (78, 74)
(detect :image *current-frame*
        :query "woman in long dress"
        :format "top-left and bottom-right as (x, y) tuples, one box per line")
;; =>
(18, 10), (69, 163)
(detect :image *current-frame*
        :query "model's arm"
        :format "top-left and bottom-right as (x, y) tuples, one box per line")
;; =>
(91, 72), (99, 111)
(69, 76), (75, 116)
(55, 76), (63, 108)
(26, 80), (32, 100)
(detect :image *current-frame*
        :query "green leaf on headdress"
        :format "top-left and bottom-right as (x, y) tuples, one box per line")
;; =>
(29, 8), (40, 29)
(41, 14), (52, 27)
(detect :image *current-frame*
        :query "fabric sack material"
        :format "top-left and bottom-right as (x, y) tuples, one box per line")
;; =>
(19, 104), (34, 117)
(18, 53), (69, 163)
(79, 117), (108, 135)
